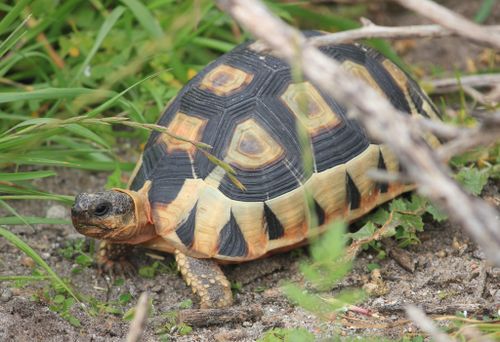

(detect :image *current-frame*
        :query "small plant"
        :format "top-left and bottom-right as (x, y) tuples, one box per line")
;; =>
(156, 311), (193, 339)
(258, 327), (315, 342)
(138, 260), (170, 279)
(58, 238), (95, 274)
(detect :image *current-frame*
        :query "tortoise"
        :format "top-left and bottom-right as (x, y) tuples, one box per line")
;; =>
(71, 32), (441, 308)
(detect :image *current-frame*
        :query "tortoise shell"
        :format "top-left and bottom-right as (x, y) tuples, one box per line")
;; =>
(129, 36), (440, 262)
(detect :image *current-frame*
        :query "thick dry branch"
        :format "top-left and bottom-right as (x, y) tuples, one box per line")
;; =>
(177, 305), (263, 327)
(393, 0), (500, 49)
(217, 0), (500, 266)
(427, 73), (500, 95)
(310, 22), (500, 46)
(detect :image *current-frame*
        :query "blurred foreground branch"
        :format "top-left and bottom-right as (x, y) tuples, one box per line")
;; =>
(393, 0), (500, 49)
(217, 0), (500, 266)
(310, 19), (500, 46)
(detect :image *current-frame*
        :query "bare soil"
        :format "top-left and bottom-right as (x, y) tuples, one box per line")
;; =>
(1, 1), (499, 341)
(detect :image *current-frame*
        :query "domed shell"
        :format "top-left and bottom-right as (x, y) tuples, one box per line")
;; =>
(130, 34), (440, 262)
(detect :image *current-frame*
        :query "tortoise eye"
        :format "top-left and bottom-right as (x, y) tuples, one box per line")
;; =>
(94, 202), (111, 217)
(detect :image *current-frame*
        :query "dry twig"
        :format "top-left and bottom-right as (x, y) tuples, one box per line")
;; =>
(216, 0), (500, 266)
(310, 20), (500, 46)
(177, 305), (263, 327)
(427, 74), (500, 95)
(126, 292), (149, 342)
(393, 0), (500, 49)
(406, 305), (455, 342)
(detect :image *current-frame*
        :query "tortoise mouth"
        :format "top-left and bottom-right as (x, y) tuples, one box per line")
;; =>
(71, 217), (111, 239)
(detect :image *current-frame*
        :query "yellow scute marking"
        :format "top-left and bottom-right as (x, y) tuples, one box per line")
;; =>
(281, 81), (341, 136)
(159, 112), (207, 155)
(199, 64), (253, 96)
(225, 118), (284, 170)
(341, 60), (386, 98)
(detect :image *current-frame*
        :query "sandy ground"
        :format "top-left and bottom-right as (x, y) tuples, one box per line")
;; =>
(1, 1), (499, 341)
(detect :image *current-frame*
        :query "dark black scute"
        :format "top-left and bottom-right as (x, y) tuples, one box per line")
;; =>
(264, 203), (285, 240)
(376, 150), (389, 194)
(346, 173), (361, 210)
(218, 212), (248, 257)
(176, 202), (197, 248)
(314, 200), (326, 226)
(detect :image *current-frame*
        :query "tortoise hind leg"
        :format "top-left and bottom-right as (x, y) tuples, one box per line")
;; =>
(175, 250), (233, 308)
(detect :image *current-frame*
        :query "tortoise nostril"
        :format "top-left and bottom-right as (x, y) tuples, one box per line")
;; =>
(94, 202), (111, 217)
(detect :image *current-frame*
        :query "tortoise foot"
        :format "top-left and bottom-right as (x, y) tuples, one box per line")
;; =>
(96, 241), (135, 277)
(175, 250), (233, 308)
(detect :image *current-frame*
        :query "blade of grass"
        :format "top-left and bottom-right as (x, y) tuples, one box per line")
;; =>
(71, 6), (126, 84)
(0, 226), (81, 302)
(0, 275), (52, 281)
(0, 171), (56, 181)
(0, 0), (32, 35)
(0, 200), (35, 232)
(120, 0), (163, 38)
(474, 0), (496, 23)
(0, 87), (114, 104)
(0, 217), (70, 225)
(0, 14), (30, 59)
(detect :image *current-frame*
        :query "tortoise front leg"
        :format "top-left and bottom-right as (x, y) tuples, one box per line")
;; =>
(175, 250), (233, 308)
(96, 241), (134, 275)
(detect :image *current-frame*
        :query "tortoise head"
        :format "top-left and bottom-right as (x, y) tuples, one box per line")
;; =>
(71, 189), (156, 244)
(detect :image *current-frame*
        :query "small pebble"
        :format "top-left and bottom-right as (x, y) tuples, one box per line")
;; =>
(242, 321), (252, 327)
(436, 250), (447, 258)
(46, 204), (69, 220)
(1, 288), (13, 302)
(21, 256), (35, 268)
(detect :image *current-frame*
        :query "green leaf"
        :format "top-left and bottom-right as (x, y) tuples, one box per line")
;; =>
(395, 213), (424, 232)
(389, 198), (408, 212)
(178, 298), (192, 309)
(53, 294), (66, 304)
(120, 0), (163, 38)
(258, 328), (315, 342)
(75, 254), (93, 267)
(348, 222), (376, 241)
(455, 167), (489, 195)
(367, 263), (381, 271)
(71, 6), (126, 83)
(119, 293), (132, 304)
(426, 203), (448, 222)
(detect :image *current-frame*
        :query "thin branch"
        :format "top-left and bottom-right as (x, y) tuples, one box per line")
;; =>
(310, 21), (500, 46)
(406, 305), (456, 342)
(393, 0), (500, 49)
(126, 292), (149, 342)
(427, 73), (500, 95)
(217, 0), (500, 266)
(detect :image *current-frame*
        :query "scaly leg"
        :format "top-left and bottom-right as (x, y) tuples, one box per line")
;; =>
(175, 250), (233, 308)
